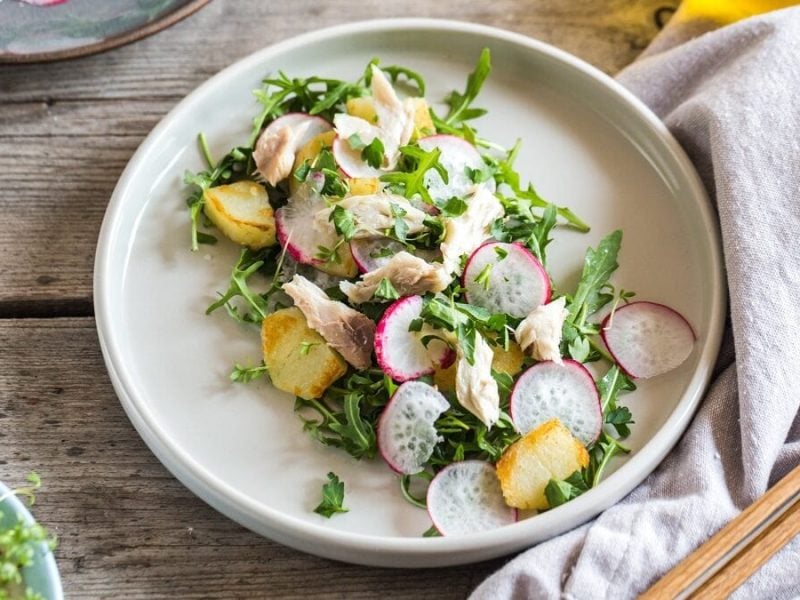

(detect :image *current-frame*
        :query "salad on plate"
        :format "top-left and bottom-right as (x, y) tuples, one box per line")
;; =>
(183, 50), (696, 536)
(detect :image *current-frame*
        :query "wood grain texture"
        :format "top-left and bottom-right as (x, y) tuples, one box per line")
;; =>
(0, 0), (674, 315)
(0, 318), (506, 599)
(0, 2), (677, 597)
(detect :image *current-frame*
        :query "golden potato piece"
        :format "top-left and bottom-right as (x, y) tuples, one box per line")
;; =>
(261, 307), (347, 400)
(490, 341), (525, 377)
(289, 131), (336, 195)
(346, 97), (377, 123)
(496, 418), (589, 510)
(347, 177), (380, 196)
(203, 181), (276, 249)
(409, 98), (435, 140)
(434, 341), (525, 393)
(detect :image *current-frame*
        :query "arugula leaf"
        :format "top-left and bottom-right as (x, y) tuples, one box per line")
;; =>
(294, 369), (387, 460)
(490, 140), (589, 234)
(380, 146), (448, 205)
(313, 472), (348, 518)
(390, 202), (410, 242)
(365, 60), (427, 96)
(374, 278), (400, 301)
(330, 205), (357, 241)
(597, 365), (636, 437)
(431, 411), (519, 466)
(183, 137), (254, 250)
(437, 196), (468, 218)
(474, 263), (493, 290)
(568, 336), (590, 363)
(230, 363), (269, 383)
(422, 525), (442, 537)
(568, 230), (623, 327)
(315, 242), (344, 265)
(250, 72), (367, 146)
(206, 248), (277, 323)
(439, 48), (491, 127)
(361, 137), (385, 168)
(545, 470), (590, 508)
(528, 203), (557, 264)
(347, 133), (367, 150)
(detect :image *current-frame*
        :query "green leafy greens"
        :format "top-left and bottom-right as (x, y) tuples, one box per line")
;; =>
(314, 473), (348, 518)
(0, 473), (56, 600)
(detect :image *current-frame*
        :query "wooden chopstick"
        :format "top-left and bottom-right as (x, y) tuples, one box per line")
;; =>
(641, 462), (800, 599)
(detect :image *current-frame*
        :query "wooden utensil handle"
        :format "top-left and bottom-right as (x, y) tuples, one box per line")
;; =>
(641, 463), (800, 599)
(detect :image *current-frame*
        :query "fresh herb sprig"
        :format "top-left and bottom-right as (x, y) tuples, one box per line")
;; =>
(206, 246), (284, 324)
(0, 473), (57, 600)
(294, 369), (391, 460)
(184, 137), (254, 251)
(250, 72), (368, 147)
(561, 230), (623, 363)
(314, 472), (348, 518)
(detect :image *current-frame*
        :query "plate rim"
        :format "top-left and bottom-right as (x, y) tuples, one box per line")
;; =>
(94, 17), (726, 567)
(0, 0), (211, 64)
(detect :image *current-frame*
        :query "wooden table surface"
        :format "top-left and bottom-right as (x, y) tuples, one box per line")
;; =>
(0, 1), (674, 597)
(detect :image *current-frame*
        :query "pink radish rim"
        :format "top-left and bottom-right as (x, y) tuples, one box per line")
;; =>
(509, 358), (602, 445)
(600, 301), (697, 380)
(461, 241), (552, 307)
(375, 296), (434, 381)
(377, 381), (446, 474)
(427, 461), (519, 535)
(418, 133), (482, 158)
(275, 208), (319, 266)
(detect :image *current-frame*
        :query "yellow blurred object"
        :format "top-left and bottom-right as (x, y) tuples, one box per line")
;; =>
(674, 0), (798, 25)
(346, 97), (377, 123)
(347, 177), (380, 195)
(289, 130), (336, 195)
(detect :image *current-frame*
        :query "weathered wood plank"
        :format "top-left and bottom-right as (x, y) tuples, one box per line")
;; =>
(0, 0), (673, 314)
(0, 318), (507, 599)
(0, 0), (669, 103)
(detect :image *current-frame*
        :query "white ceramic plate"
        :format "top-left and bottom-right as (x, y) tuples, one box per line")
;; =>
(95, 19), (725, 568)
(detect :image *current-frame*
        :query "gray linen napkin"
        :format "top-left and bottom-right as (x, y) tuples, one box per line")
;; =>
(471, 7), (800, 599)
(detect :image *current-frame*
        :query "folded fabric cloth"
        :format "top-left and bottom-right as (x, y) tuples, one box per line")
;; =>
(471, 6), (800, 599)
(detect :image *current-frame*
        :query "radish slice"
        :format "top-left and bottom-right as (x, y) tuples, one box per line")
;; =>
(375, 296), (454, 382)
(601, 301), (696, 379)
(462, 242), (551, 318)
(350, 238), (406, 273)
(417, 135), (495, 203)
(332, 135), (383, 179)
(275, 177), (337, 266)
(262, 112), (332, 149)
(378, 381), (450, 474)
(510, 360), (602, 446)
(427, 461), (517, 536)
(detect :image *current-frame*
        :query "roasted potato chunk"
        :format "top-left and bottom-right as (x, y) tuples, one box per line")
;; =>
(409, 97), (435, 140)
(347, 177), (380, 196)
(203, 181), (276, 249)
(346, 97), (377, 123)
(261, 307), (347, 400)
(496, 418), (589, 510)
